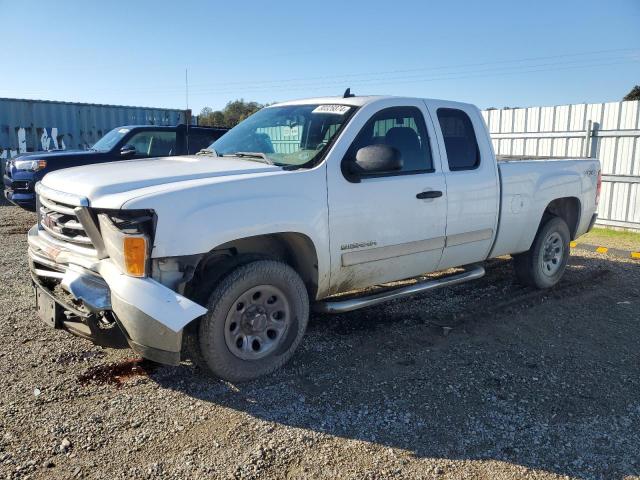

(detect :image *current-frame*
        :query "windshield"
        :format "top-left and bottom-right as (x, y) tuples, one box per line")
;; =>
(91, 127), (130, 152)
(209, 104), (353, 167)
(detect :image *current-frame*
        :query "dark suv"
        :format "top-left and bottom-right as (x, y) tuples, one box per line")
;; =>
(3, 124), (227, 210)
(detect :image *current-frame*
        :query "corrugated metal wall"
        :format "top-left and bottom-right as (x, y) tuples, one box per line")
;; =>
(0, 97), (190, 162)
(482, 100), (640, 230)
(257, 123), (343, 155)
(257, 126), (303, 154)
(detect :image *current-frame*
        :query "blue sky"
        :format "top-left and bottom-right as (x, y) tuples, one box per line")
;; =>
(1, 0), (639, 112)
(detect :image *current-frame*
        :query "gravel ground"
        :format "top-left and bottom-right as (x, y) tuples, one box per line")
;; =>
(1, 196), (639, 480)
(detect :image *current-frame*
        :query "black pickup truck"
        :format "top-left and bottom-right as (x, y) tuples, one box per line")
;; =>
(3, 124), (227, 210)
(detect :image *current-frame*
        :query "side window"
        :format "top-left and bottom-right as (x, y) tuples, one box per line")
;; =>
(127, 131), (177, 157)
(436, 108), (480, 171)
(347, 106), (433, 173)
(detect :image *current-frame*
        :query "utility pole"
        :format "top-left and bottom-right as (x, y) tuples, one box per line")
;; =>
(185, 68), (191, 151)
(185, 68), (189, 111)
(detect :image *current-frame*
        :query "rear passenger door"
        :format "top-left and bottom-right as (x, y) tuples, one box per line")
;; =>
(425, 101), (500, 269)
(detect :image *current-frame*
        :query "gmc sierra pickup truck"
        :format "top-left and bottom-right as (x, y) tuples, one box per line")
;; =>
(27, 94), (600, 382)
(4, 124), (227, 210)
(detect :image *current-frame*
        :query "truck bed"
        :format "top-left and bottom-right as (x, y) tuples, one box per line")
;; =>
(491, 157), (600, 258)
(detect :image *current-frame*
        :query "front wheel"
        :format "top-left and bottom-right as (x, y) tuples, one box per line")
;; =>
(513, 216), (571, 289)
(194, 260), (309, 382)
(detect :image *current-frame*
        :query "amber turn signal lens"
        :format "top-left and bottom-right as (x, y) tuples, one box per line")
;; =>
(123, 236), (147, 277)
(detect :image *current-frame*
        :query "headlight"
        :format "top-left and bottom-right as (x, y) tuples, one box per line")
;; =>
(14, 159), (47, 171)
(98, 211), (154, 277)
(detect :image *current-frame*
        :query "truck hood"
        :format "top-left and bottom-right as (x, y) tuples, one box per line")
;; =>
(41, 155), (280, 202)
(13, 149), (96, 161)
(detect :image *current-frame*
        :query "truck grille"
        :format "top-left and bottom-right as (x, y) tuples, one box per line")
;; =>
(38, 192), (94, 248)
(11, 180), (30, 191)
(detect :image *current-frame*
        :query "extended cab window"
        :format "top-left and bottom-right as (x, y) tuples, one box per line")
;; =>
(127, 131), (177, 157)
(436, 108), (480, 171)
(347, 106), (433, 173)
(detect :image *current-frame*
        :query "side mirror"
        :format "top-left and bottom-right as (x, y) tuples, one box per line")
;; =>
(349, 144), (402, 176)
(120, 145), (137, 156)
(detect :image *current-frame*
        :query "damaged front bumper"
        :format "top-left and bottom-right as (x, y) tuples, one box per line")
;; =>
(28, 225), (207, 365)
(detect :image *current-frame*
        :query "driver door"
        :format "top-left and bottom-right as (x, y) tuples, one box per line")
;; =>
(326, 101), (447, 293)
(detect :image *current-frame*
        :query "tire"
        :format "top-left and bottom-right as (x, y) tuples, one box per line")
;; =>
(194, 260), (309, 382)
(513, 216), (571, 289)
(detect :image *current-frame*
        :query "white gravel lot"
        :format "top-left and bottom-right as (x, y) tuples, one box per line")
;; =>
(0, 196), (639, 480)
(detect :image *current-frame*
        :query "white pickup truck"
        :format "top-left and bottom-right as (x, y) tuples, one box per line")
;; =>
(28, 94), (601, 381)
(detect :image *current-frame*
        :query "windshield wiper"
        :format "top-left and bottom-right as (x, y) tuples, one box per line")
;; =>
(196, 148), (219, 156)
(232, 152), (274, 165)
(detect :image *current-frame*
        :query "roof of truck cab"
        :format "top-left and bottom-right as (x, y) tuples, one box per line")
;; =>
(115, 124), (227, 132)
(271, 96), (389, 107)
(117, 125), (182, 130)
(270, 95), (476, 110)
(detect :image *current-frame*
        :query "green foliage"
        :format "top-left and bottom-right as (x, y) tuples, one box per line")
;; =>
(623, 85), (640, 101)
(198, 99), (267, 128)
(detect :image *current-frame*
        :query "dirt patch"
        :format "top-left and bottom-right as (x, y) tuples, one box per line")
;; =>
(0, 225), (29, 235)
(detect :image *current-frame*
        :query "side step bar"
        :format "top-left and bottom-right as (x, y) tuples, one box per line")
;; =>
(315, 264), (485, 314)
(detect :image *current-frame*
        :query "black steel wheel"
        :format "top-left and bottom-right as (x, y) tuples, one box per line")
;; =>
(195, 260), (309, 382)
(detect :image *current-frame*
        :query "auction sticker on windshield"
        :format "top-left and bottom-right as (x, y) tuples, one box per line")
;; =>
(312, 105), (351, 115)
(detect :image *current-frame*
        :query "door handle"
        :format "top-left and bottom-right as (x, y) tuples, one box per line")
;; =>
(416, 190), (443, 199)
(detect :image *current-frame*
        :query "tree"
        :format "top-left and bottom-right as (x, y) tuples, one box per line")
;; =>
(198, 99), (266, 128)
(223, 99), (262, 126)
(623, 85), (640, 101)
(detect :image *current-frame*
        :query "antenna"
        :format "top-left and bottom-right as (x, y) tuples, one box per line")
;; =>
(185, 68), (189, 110)
(343, 88), (355, 98)
(185, 68), (190, 153)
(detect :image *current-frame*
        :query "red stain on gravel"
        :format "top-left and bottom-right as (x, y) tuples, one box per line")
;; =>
(77, 358), (157, 387)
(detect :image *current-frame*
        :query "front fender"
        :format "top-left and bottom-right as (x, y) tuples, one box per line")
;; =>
(122, 167), (331, 295)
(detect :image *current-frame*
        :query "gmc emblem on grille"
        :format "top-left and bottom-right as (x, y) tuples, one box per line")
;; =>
(42, 214), (54, 230)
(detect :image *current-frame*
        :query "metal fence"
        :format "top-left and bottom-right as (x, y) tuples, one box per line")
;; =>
(482, 100), (640, 230)
(0, 97), (191, 164)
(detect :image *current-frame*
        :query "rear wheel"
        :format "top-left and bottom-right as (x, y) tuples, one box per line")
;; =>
(193, 260), (309, 382)
(513, 216), (570, 289)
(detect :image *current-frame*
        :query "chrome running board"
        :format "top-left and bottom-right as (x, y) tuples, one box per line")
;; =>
(315, 264), (485, 314)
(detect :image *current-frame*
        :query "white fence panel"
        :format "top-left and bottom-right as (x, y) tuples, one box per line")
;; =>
(484, 100), (640, 230)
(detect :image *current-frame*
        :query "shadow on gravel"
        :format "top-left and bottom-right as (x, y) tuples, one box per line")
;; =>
(147, 256), (639, 478)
